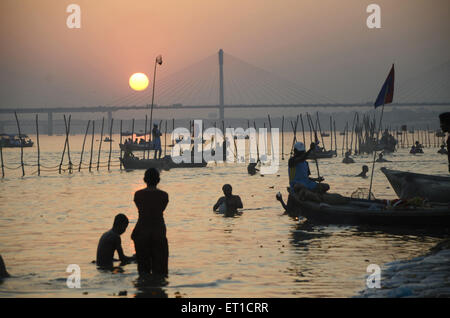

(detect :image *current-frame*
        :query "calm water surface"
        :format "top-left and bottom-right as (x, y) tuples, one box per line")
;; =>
(0, 133), (448, 297)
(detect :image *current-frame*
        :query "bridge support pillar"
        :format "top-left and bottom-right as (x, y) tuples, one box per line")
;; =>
(218, 49), (224, 122)
(47, 112), (53, 136)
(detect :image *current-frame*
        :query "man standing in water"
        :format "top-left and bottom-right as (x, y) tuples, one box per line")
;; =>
(213, 184), (243, 217)
(152, 124), (162, 159)
(132, 168), (169, 277)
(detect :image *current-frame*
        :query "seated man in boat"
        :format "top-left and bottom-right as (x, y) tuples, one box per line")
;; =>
(356, 165), (369, 178)
(152, 124), (162, 159)
(123, 149), (138, 160)
(289, 142), (329, 194)
(96, 213), (134, 269)
(213, 184), (243, 217)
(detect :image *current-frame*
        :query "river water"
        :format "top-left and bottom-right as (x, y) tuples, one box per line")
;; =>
(0, 132), (448, 297)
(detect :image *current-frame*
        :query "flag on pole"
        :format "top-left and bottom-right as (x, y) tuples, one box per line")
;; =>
(374, 64), (395, 108)
(156, 55), (163, 65)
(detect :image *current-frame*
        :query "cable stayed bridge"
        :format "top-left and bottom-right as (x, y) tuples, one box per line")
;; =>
(1, 50), (449, 135)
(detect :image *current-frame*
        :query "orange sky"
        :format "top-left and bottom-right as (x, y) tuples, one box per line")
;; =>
(0, 0), (449, 109)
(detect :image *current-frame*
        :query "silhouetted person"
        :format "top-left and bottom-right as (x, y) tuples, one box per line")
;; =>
(213, 184), (243, 217)
(247, 161), (259, 175)
(357, 165), (369, 178)
(96, 214), (133, 269)
(0, 255), (10, 279)
(132, 168), (169, 277)
(152, 124), (162, 159)
(376, 152), (390, 162)
(342, 151), (354, 164)
(289, 142), (329, 194)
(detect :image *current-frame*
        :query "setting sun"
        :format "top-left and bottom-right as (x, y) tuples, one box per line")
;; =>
(129, 72), (149, 91)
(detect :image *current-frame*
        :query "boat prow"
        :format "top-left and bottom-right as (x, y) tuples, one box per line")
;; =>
(381, 168), (450, 203)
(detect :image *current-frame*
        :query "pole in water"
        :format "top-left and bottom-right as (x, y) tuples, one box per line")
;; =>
(35, 114), (41, 176)
(108, 118), (113, 171)
(89, 120), (95, 172)
(119, 120), (123, 170)
(0, 144), (3, 178)
(79, 120), (91, 172)
(14, 112), (25, 177)
(97, 117), (105, 171)
(281, 116), (284, 160)
(368, 104), (385, 200)
(59, 115), (68, 174)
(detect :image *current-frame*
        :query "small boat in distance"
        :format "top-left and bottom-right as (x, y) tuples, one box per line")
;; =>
(0, 134), (34, 148)
(104, 137), (113, 142)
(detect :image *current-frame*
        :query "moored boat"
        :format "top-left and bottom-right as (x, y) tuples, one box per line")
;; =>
(0, 134), (34, 148)
(120, 155), (208, 170)
(381, 168), (450, 203)
(307, 149), (336, 159)
(290, 194), (450, 227)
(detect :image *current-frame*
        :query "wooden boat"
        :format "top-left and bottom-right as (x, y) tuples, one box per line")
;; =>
(381, 168), (450, 203)
(290, 195), (450, 227)
(120, 142), (155, 151)
(0, 134), (34, 148)
(307, 149), (336, 159)
(104, 137), (113, 142)
(120, 155), (207, 170)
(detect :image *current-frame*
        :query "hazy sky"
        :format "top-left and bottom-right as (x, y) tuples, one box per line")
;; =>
(0, 0), (449, 109)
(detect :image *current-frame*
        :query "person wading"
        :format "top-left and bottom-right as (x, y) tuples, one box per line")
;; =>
(132, 168), (169, 277)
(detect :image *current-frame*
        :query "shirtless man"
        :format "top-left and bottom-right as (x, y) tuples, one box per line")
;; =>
(213, 184), (243, 217)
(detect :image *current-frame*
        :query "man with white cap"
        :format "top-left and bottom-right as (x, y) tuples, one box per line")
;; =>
(288, 141), (330, 194)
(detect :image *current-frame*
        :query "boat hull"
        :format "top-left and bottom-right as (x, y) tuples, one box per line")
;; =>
(120, 157), (207, 170)
(381, 168), (450, 203)
(292, 195), (450, 227)
(307, 150), (336, 159)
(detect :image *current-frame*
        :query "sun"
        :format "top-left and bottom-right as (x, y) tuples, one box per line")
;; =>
(129, 73), (149, 91)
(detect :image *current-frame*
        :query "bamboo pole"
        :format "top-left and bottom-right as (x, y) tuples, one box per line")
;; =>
(89, 121), (95, 172)
(164, 120), (168, 157)
(333, 120), (337, 155)
(108, 118), (113, 171)
(300, 114), (306, 146)
(97, 117), (105, 171)
(119, 120), (123, 170)
(14, 112), (25, 176)
(281, 116), (284, 160)
(329, 116), (333, 152)
(253, 121), (260, 161)
(66, 115), (73, 174)
(144, 115), (148, 159)
(0, 142), (3, 178)
(35, 114), (41, 176)
(316, 112), (326, 151)
(59, 115), (69, 174)
(79, 120), (91, 172)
